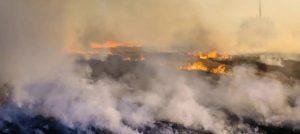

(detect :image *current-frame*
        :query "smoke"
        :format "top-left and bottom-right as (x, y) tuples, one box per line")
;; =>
(1, 0), (300, 134)
(4, 56), (300, 133)
(0, 0), (69, 85)
(65, 0), (211, 52)
(198, 0), (300, 54)
(65, 0), (300, 54)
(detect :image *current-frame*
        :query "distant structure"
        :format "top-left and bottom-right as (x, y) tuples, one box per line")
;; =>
(258, 0), (262, 18)
(238, 0), (276, 47)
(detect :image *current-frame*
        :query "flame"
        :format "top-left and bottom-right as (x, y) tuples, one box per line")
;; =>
(90, 41), (138, 49)
(189, 51), (231, 60)
(140, 55), (145, 61)
(178, 51), (230, 74)
(211, 64), (226, 74)
(66, 40), (140, 59)
(205, 51), (218, 59)
(178, 61), (209, 71)
(124, 55), (145, 62)
(178, 61), (227, 74)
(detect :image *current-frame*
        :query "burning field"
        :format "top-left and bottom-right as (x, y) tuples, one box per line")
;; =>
(2, 43), (300, 134)
(1, 0), (300, 134)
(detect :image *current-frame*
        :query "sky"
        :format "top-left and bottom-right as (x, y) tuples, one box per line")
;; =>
(64, 0), (300, 54)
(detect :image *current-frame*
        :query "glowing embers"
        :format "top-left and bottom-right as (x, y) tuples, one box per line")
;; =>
(124, 55), (145, 62)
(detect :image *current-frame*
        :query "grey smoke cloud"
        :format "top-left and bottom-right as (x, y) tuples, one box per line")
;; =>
(0, 0), (68, 85)
(10, 57), (300, 133)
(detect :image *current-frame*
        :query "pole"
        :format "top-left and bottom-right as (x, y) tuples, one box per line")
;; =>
(259, 0), (262, 18)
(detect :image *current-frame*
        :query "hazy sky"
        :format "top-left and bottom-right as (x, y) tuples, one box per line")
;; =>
(1, 0), (300, 56)
(64, 0), (300, 54)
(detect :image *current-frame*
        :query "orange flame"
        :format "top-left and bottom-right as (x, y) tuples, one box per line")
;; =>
(66, 40), (140, 59)
(90, 41), (138, 49)
(178, 61), (227, 74)
(140, 55), (145, 61)
(189, 51), (231, 60)
(211, 64), (226, 74)
(179, 51), (230, 74)
(178, 61), (209, 71)
(124, 55), (145, 62)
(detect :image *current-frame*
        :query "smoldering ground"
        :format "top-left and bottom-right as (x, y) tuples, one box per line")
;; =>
(1, 0), (300, 134)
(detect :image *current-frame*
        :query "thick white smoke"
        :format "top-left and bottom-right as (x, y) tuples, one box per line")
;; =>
(7, 58), (300, 134)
